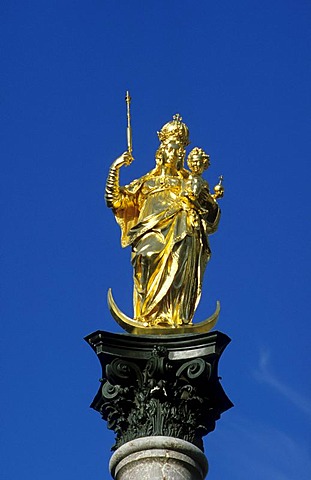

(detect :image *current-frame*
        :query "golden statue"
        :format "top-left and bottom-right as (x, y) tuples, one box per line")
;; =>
(105, 95), (224, 334)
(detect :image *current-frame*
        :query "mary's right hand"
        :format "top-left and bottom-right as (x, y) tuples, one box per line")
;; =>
(112, 151), (134, 169)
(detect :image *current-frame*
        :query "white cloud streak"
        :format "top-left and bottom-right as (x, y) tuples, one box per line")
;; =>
(205, 350), (311, 479)
(254, 348), (311, 418)
(207, 416), (311, 480)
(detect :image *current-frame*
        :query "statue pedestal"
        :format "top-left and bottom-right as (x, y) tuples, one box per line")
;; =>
(85, 329), (232, 477)
(110, 436), (208, 480)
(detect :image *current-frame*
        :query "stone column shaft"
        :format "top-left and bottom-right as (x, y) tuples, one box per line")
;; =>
(110, 437), (208, 480)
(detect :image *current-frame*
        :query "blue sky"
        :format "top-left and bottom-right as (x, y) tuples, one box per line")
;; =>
(1, 1), (310, 479)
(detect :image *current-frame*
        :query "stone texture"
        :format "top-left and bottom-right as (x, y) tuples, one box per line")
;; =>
(109, 436), (208, 480)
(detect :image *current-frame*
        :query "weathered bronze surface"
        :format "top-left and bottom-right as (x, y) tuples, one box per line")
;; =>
(85, 330), (233, 451)
(105, 107), (224, 332)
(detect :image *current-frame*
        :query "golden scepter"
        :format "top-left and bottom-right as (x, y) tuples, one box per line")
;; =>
(125, 91), (133, 161)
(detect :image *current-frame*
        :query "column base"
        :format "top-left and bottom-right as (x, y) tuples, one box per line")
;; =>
(109, 436), (208, 480)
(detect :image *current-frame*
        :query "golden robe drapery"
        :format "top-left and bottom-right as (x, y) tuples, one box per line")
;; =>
(112, 169), (220, 327)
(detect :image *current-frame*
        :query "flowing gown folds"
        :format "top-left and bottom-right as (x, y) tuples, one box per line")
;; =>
(112, 171), (220, 326)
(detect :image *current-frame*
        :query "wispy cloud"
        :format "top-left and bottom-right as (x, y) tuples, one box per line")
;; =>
(207, 416), (311, 480)
(254, 348), (311, 418)
(205, 351), (311, 479)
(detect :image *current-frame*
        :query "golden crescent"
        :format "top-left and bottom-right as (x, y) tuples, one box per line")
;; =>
(107, 288), (220, 335)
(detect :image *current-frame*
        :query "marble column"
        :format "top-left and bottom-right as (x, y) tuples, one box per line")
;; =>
(109, 436), (208, 480)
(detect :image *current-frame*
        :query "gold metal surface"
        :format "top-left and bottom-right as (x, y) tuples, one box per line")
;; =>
(108, 289), (220, 335)
(212, 175), (225, 199)
(125, 91), (133, 156)
(105, 106), (223, 333)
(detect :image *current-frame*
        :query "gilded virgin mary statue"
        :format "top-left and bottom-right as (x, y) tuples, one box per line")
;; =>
(105, 113), (224, 334)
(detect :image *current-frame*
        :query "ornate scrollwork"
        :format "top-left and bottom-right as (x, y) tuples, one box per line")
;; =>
(87, 330), (233, 452)
(95, 352), (222, 450)
(145, 345), (168, 379)
(101, 381), (120, 399)
(106, 358), (143, 386)
(176, 358), (211, 380)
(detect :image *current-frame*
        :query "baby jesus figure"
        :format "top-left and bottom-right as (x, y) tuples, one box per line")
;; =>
(182, 147), (212, 230)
